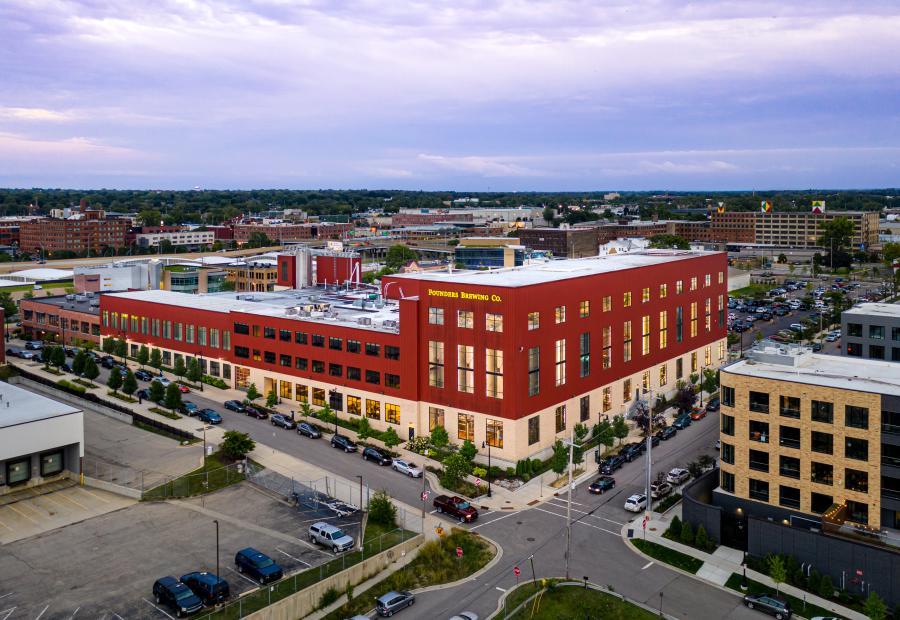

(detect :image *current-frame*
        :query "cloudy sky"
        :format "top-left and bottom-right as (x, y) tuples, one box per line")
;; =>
(2, 0), (899, 190)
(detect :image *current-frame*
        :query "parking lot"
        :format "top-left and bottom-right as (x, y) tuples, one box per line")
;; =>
(0, 484), (362, 619)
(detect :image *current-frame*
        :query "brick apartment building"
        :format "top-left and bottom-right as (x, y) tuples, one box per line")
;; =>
(19, 210), (129, 255)
(20, 295), (102, 346)
(517, 227), (599, 258)
(233, 222), (352, 244)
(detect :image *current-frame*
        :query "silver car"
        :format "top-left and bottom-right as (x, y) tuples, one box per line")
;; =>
(391, 459), (423, 478)
(376, 591), (415, 617)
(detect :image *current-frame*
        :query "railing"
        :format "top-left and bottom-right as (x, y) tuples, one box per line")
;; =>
(883, 488), (900, 501)
(779, 437), (801, 449)
(779, 467), (800, 479)
(779, 408), (800, 419)
(882, 422), (900, 436)
(749, 461), (769, 473)
(142, 462), (247, 500)
(881, 454), (900, 468)
(749, 489), (769, 501)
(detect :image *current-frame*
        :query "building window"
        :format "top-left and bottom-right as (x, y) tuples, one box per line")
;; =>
(676, 279), (683, 294)
(40, 451), (64, 477)
(717, 295), (725, 327)
(457, 344), (474, 393)
(811, 400), (833, 423)
(312, 388), (325, 406)
(210, 329), (219, 348)
(311, 359), (324, 372)
(366, 399), (381, 420)
(779, 485), (801, 509)
(623, 321), (632, 363)
(457, 310), (474, 329)
(704, 298), (712, 332)
(554, 339), (566, 386)
(749, 420), (769, 442)
(690, 276), (698, 291)
(366, 342), (380, 356)
(704, 273), (711, 287)
(329, 337), (343, 351)
(429, 407), (444, 431)
(385, 373), (400, 388)
(365, 370), (380, 385)
(347, 396), (361, 415)
(602, 387), (611, 412)
(641, 370), (650, 392)
(312, 334), (325, 347)
(602, 296), (611, 312)
(528, 416), (540, 445)
(347, 367), (361, 380)
(528, 347), (540, 396)
(845, 468), (868, 493)
(486, 348), (504, 398)
(602, 326), (611, 369)
(555, 405), (566, 433)
(810, 492), (833, 514)
(846, 500), (868, 524)
(295, 357), (308, 370)
(749, 479), (769, 502)
(486, 419), (503, 448)
(528, 311), (540, 330)
(659, 283), (667, 298)
(174, 322), (182, 341)
(721, 443), (734, 464)
(848, 323), (863, 337)
(385, 345), (400, 360)
(845, 437), (868, 461)
(555, 305), (566, 324)
(718, 341), (726, 360)
(659, 364), (667, 387)
(721, 414), (735, 436)
(642, 287), (650, 303)
(846, 342), (862, 357)
(623, 291), (632, 307)
(780, 425), (801, 449)
(280, 380), (292, 399)
(721, 471), (735, 493)
(429, 307), (444, 325)
(845, 405), (868, 429)
(779, 396), (800, 419)
(579, 333), (590, 377)
(329, 363), (343, 377)
(641, 315), (650, 356)
(295, 331), (308, 344)
(690, 302), (698, 338)
(385, 403), (400, 425)
(235, 346), (250, 359)
(749, 449), (769, 472)
(659, 311), (667, 349)
(676, 306), (683, 342)
(779, 455), (800, 479)
(163, 320), (171, 339)
(579, 300), (590, 318)
(485, 313), (503, 332)
(623, 378), (632, 402)
(721, 385), (735, 407)
(347, 339), (360, 353)
(428, 341), (444, 388)
(811, 431), (833, 455)
(869, 344), (885, 359)
(676, 357), (683, 379)
(280, 354), (291, 367)
(870, 325), (885, 340)
(749, 391), (769, 413)
(458, 413), (474, 441)
(6, 458), (30, 485)
(718, 271), (724, 284)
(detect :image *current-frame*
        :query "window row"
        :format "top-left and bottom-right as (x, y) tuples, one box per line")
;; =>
(233, 349), (399, 388)
(103, 312), (231, 351)
(427, 407), (504, 448)
(232, 322), (399, 360)
(721, 386), (870, 429)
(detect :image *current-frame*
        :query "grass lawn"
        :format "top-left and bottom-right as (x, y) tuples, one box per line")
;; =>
(724, 573), (846, 620)
(142, 451), (243, 499)
(630, 539), (703, 574)
(730, 283), (770, 298)
(322, 529), (495, 620)
(148, 406), (181, 420)
(107, 390), (137, 403)
(501, 583), (659, 620)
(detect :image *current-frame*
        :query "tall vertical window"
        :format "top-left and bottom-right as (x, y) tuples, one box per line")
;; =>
(717, 294), (725, 326)
(641, 315), (651, 355)
(704, 346), (711, 366)
(705, 274), (711, 287)
(623, 291), (632, 307)
(718, 271), (724, 284)
(602, 296), (611, 312)
(163, 320), (171, 339)
(690, 302), (698, 338)
(580, 395), (590, 422)
(457, 310), (473, 329)
(428, 307), (444, 325)
(428, 341), (444, 388)
(151, 319), (160, 337)
(555, 305), (566, 324)
(623, 321), (632, 363)
(579, 300), (590, 318)
(365, 399), (380, 420)
(458, 413), (474, 442)
(659, 311), (668, 349)
(555, 405), (566, 433)
(579, 332), (590, 377)
(210, 328), (219, 348)
(659, 364), (667, 387)
(528, 417), (540, 445)
(642, 370), (650, 392)
(690, 276), (697, 291)
(223, 330), (230, 350)
(676, 280), (683, 294)
(623, 378), (632, 402)
(485, 313), (503, 332)
(555, 339), (566, 386)
(704, 298), (712, 332)
(602, 387), (611, 412)
(528, 312), (540, 330)
(428, 407), (444, 430)
(486, 419), (503, 448)
(642, 287), (650, 303)
(659, 283), (668, 298)
(457, 345), (474, 393)
(718, 340), (726, 360)
(602, 326), (612, 369)
(528, 347), (540, 396)
(676, 307), (683, 342)
(486, 348), (504, 398)
(691, 351), (698, 372)
(199, 326), (207, 346)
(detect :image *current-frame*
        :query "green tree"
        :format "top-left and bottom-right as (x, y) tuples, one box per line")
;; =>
(149, 379), (165, 403)
(542, 206), (556, 225)
(82, 357), (100, 385)
(299, 401), (314, 417)
(817, 216), (854, 253)
(863, 590), (887, 620)
(430, 425), (449, 449)
(266, 389), (278, 408)
(768, 554), (787, 594)
(381, 427), (401, 449)
(173, 356), (186, 380)
(107, 367), (122, 392)
(368, 490), (398, 527)
(573, 422), (589, 443)
(817, 574), (833, 599)
(164, 382), (182, 412)
(550, 440), (568, 475)
(882, 242), (900, 267)
(694, 524), (710, 550)
(186, 357), (202, 384)
(593, 419), (616, 452)
(384, 244), (418, 271)
(0, 291), (17, 319)
(356, 417), (372, 440)
(122, 369), (137, 396)
(72, 350), (86, 375)
(149, 348), (162, 372)
(648, 234), (690, 250)
(459, 439), (477, 462)
(679, 522), (694, 546)
(137, 208), (162, 226)
(667, 515), (682, 539)
(246, 382), (260, 401)
(115, 338), (127, 360)
(137, 345), (149, 368)
(777, 252), (787, 264)
(441, 453), (471, 487)
(51, 345), (66, 368)
(700, 368), (718, 401)
(101, 338), (116, 354)
(42, 345), (55, 369)
(612, 415), (629, 445)
(220, 430), (256, 461)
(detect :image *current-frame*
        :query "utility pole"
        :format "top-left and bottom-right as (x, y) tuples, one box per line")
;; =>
(644, 388), (654, 520)
(564, 429), (575, 580)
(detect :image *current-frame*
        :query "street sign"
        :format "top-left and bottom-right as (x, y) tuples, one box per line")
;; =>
(642, 515), (649, 529)
(514, 566), (521, 577)
(421, 491), (429, 502)
(856, 569), (863, 577)
(474, 477), (482, 486)
(435, 526), (445, 538)
(456, 546), (463, 558)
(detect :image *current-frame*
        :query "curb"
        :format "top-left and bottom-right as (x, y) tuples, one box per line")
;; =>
(412, 532), (503, 595)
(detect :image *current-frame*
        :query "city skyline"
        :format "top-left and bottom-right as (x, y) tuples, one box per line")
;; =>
(2, 0), (899, 190)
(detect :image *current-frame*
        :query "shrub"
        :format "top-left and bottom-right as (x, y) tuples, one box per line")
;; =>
(505, 467), (515, 477)
(806, 570), (820, 597)
(368, 490), (397, 528)
(318, 587), (339, 610)
(407, 436), (431, 453)
(381, 427), (401, 449)
(679, 522), (694, 546)
(667, 515), (683, 539)
(489, 465), (503, 478)
(442, 453), (472, 488)
(818, 574), (833, 599)
(459, 440), (477, 461)
(357, 417), (373, 440)
(694, 524), (709, 550)
(221, 430), (255, 461)
(430, 425), (450, 449)
(57, 379), (86, 394)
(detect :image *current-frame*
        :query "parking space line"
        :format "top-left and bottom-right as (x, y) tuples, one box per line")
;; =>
(142, 598), (175, 619)
(642, 561), (654, 570)
(276, 547), (311, 567)
(0, 607), (16, 620)
(74, 487), (111, 503)
(0, 517), (10, 530)
(227, 566), (260, 585)
(58, 491), (88, 510)
(69, 606), (80, 618)
(5, 503), (38, 524)
(34, 605), (49, 620)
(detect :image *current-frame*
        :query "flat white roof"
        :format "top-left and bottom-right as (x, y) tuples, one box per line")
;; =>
(8, 267), (74, 280)
(724, 351), (900, 397)
(106, 290), (266, 314)
(389, 250), (721, 287)
(844, 302), (900, 319)
(0, 382), (81, 429)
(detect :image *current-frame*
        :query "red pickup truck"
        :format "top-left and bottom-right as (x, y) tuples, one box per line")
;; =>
(433, 495), (478, 523)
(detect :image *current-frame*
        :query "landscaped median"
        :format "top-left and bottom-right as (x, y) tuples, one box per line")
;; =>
(496, 580), (665, 619)
(630, 538), (703, 574)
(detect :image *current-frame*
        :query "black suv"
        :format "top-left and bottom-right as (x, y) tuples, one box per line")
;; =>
(599, 455), (625, 474)
(362, 447), (392, 465)
(180, 572), (229, 605)
(297, 421), (322, 438)
(656, 426), (677, 441)
(100, 355), (116, 368)
(619, 443), (645, 462)
(234, 547), (283, 584)
(223, 400), (245, 412)
(244, 405), (267, 419)
(134, 368), (154, 381)
(331, 434), (358, 453)
(152, 576), (203, 617)
(705, 397), (720, 412)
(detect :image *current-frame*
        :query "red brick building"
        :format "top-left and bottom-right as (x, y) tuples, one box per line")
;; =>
(233, 222), (351, 244)
(20, 295), (102, 346)
(19, 211), (129, 255)
(100, 251), (727, 463)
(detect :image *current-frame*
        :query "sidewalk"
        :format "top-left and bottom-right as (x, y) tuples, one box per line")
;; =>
(622, 507), (867, 620)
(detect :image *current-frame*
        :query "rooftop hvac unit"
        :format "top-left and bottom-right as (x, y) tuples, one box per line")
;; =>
(90, 300), (100, 307)
(298, 310), (311, 317)
(382, 320), (398, 328)
(66, 294), (75, 301)
(285, 307), (297, 315)
(85, 291), (94, 298)
(358, 317), (372, 326)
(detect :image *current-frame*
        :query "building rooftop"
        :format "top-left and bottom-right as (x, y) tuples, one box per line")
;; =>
(8, 267), (74, 281)
(724, 343), (900, 397)
(24, 294), (101, 315)
(843, 302), (900, 319)
(390, 250), (721, 288)
(0, 381), (81, 429)
(106, 288), (402, 333)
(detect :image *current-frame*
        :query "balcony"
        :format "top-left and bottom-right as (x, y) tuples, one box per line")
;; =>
(822, 503), (900, 550)
(749, 488), (769, 502)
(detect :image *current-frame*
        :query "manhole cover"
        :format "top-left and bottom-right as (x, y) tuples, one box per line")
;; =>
(517, 521), (523, 525)
(526, 537), (535, 542)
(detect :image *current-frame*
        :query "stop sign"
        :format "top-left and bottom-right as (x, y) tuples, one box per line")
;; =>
(514, 566), (521, 577)
(456, 546), (463, 558)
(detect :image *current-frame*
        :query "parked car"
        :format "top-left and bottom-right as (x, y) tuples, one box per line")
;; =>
(619, 442), (644, 462)
(152, 576), (203, 617)
(25, 340), (44, 350)
(198, 409), (222, 424)
(135, 388), (152, 401)
(331, 434), (358, 452)
(244, 405), (267, 419)
(650, 481), (673, 499)
(811, 342), (823, 351)
(308, 522), (355, 553)
(179, 401), (199, 416)
(599, 454), (625, 474)
(18, 350), (35, 360)
(362, 446), (393, 465)
(433, 495), (478, 523)
(100, 355), (116, 368)
(448, 613), (479, 620)
(178, 384), (191, 393)
(271, 414), (295, 429)
(134, 368), (153, 381)
(666, 468), (690, 485)
(672, 415), (692, 430)
(180, 572), (230, 605)
(656, 426), (677, 441)
(152, 375), (171, 387)
(690, 408), (707, 421)
(234, 547), (283, 584)
(392, 459), (423, 477)
(705, 397), (720, 412)
(296, 421), (322, 438)
(623, 494), (647, 513)
(789, 323), (804, 332)
(223, 400), (245, 412)
(588, 475), (616, 494)
(376, 591), (415, 617)
(742, 593), (792, 619)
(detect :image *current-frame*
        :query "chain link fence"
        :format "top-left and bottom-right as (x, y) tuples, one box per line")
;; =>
(142, 461), (250, 500)
(81, 456), (152, 491)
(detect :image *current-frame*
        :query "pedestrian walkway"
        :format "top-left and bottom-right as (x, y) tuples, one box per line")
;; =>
(622, 508), (868, 620)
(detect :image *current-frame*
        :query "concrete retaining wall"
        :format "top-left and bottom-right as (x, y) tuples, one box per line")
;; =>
(9, 376), (133, 425)
(244, 534), (423, 620)
(81, 476), (142, 500)
(681, 468), (723, 543)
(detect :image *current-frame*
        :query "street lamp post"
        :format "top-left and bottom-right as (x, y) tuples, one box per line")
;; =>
(741, 551), (748, 590)
(213, 519), (220, 582)
(329, 388), (339, 434)
(421, 448), (429, 526)
(197, 351), (204, 391)
(481, 440), (492, 497)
